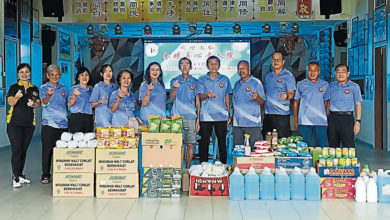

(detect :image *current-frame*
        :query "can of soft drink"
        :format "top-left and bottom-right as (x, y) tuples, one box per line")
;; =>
(336, 148), (342, 158)
(348, 148), (356, 158)
(329, 148), (336, 157)
(342, 148), (349, 157)
(338, 158), (346, 167)
(322, 147), (329, 157)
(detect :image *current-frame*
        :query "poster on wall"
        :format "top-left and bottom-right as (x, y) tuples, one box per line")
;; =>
(59, 32), (71, 61)
(374, 6), (386, 44)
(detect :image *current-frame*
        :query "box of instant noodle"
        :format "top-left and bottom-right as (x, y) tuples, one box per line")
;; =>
(141, 133), (183, 168)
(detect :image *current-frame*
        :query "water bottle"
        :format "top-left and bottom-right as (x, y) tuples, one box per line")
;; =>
(366, 178), (378, 203)
(260, 167), (274, 200)
(229, 167), (244, 200)
(275, 167), (290, 200)
(305, 167), (320, 201)
(290, 167), (305, 200)
(355, 177), (366, 202)
(377, 169), (390, 203)
(244, 134), (251, 156)
(244, 167), (259, 200)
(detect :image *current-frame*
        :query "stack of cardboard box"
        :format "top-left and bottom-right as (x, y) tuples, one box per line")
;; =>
(52, 148), (95, 197)
(141, 132), (183, 198)
(95, 148), (139, 198)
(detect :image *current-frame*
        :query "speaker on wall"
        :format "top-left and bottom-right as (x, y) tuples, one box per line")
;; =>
(42, 0), (64, 21)
(320, 0), (342, 19)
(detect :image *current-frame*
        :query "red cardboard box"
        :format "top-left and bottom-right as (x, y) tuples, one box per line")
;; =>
(189, 175), (229, 196)
(320, 178), (357, 188)
(320, 178), (356, 199)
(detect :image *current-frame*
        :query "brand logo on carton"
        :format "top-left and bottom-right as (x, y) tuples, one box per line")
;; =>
(109, 176), (126, 180)
(109, 152), (125, 156)
(164, 139), (173, 144)
(145, 140), (159, 145)
(67, 151), (83, 155)
(66, 175), (82, 179)
(195, 178), (223, 184)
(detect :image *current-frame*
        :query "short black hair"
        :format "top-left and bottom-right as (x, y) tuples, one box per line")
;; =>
(237, 60), (249, 69)
(74, 67), (92, 85)
(17, 63), (31, 73)
(308, 61), (320, 69)
(272, 51), (285, 60)
(335, 64), (349, 72)
(116, 69), (134, 86)
(178, 57), (192, 69)
(206, 55), (220, 66)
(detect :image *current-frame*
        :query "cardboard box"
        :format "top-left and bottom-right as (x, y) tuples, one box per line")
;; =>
(321, 187), (355, 199)
(234, 156), (275, 170)
(317, 165), (360, 178)
(53, 148), (95, 173)
(141, 187), (181, 198)
(53, 172), (94, 197)
(275, 156), (313, 169)
(143, 167), (182, 178)
(142, 177), (181, 188)
(96, 173), (139, 198)
(96, 148), (138, 174)
(190, 175), (229, 196)
(142, 133), (183, 168)
(182, 169), (190, 192)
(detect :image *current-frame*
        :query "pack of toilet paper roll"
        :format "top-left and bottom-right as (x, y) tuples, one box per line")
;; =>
(56, 132), (97, 148)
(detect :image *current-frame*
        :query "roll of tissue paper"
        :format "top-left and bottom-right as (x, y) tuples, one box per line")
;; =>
(73, 132), (84, 142)
(78, 141), (87, 148)
(87, 140), (97, 148)
(83, 133), (96, 142)
(61, 132), (73, 142)
(56, 140), (68, 148)
(68, 140), (78, 148)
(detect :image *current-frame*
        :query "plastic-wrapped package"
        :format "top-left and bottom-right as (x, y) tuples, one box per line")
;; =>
(87, 140), (97, 148)
(73, 132), (84, 141)
(83, 133), (96, 142)
(56, 140), (68, 148)
(61, 132), (73, 142)
(78, 141), (87, 148)
(68, 140), (78, 148)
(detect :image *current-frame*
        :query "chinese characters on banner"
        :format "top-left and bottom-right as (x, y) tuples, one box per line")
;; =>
(297, 0), (312, 19)
(72, 0), (299, 23)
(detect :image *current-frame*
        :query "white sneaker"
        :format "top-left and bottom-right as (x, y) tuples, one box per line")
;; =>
(19, 175), (31, 184)
(13, 179), (22, 188)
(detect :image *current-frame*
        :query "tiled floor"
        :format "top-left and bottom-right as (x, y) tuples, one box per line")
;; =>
(0, 137), (390, 220)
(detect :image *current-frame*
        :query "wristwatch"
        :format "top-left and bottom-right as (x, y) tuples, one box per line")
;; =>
(356, 119), (361, 123)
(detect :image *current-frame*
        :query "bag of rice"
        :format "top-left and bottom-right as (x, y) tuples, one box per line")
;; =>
(160, 118), (172, 133)
(78, 141), (87, 148)
(73, 132), (84, 141)
(171, 116), (183, 133)
(56, 140), (68, 148)
(68, 140), (78, 148)
(87, 140), (97, 148)
(83, 132), (96, 141)
(148, 115), (160, 133)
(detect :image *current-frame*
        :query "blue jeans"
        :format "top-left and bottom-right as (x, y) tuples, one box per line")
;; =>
(298, 125), (328, 147)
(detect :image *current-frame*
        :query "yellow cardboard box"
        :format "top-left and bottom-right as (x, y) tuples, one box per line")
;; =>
(96, 148), (138, 174)
(53, 172), (94, 197)
(53, 148), (95, 173)
(141, 132), (183, 168)
(96, 173), (139, 198)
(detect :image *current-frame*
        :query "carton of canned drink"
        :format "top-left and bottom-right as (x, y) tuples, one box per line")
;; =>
(348, 148), (356, 157)
(326, 158), (333, 167)
(351, 157), (358, 166)
(345, 158), (351, 167)
(332, 158), (339, 167)
(322, 147), (329, 157)
(329, 148), (336, 157)
(338, 158), (346, 167)
(336, 148), (342, 158)
(342, 148), (349, 157)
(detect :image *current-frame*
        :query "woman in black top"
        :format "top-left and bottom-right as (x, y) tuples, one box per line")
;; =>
(7, 63), (41, 188)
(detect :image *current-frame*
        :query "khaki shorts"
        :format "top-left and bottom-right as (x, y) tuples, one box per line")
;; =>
(183, 119), (196, 144)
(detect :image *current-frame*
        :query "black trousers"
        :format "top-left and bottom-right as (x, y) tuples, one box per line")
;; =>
(69, 113), (93, 133)
(199, 121), (227, 164)
(328, 113), (355, 148)
(41, 125), (67, 178)
(7, 124), (35, 178)
(262, 114), (291, 138)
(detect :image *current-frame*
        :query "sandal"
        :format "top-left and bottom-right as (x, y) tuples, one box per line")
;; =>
(41, 177), (50, 184)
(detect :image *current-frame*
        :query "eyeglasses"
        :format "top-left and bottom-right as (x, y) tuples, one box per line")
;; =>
(272, 59), (283, 63)
(335, 71), (348, 74)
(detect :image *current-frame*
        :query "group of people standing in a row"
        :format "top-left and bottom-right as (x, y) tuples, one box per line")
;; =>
(6, 51), (362, 188)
